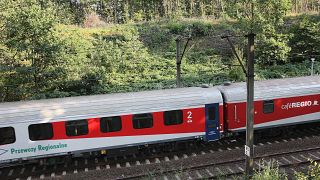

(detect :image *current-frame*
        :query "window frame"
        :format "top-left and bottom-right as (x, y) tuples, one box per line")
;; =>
(0, 127), (16, 145)
(263, 100), (275, 114)
(132, 113), (153, 129)
(100, 116), (122, 133)
(28, 123), (54, 141)
(65, 119), (89, 137)
(164, 110), (183, 126)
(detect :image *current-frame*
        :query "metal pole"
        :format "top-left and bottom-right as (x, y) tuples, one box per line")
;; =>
(176, 37), (181, 88)
(221, 36), (247, 75)
(245, 33), (255, 177)
(311, 58), (315, 76)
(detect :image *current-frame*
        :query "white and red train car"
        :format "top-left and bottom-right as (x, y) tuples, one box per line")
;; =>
(0, 76), (319, 164)
(0, 87), (223, 163)
(219, 76), (320, 131)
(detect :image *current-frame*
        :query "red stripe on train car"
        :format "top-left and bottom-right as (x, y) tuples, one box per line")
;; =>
(50, 107), (206, 140)
(226, 94), (320, 130)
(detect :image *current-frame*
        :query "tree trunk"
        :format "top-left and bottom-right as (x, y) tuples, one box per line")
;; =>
(190, 0), (194, 16)
(200, 1), (204, 17)
(220, 0), (225, 14)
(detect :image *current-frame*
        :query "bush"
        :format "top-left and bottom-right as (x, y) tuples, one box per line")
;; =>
(256, 61), (317, 80)
(289, 16), (320, 63)
(295, 160), (320, 180)
(251, 160), (288, 180)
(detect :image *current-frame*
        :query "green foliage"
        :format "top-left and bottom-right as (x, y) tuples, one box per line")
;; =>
(294, 160), (320, 180)
(289, 16), (320, 62)
(137, 23), (173, 53)
(256, 26), (291, 66)
(228, 0), (292, 66)
(0, 0), (95, 100)
(0, 0), (319, 102)
(48, 0), (320, 25)
(227, 0), (292, 32)
(256, 61), (319, 79)
(0, 0), (61, 100)
(251, 160), (288, 180)
(166, 20), (215, 37)
(305, 160), (320, 179)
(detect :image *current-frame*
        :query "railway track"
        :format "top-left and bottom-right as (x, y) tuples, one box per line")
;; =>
(122, 143), (320, 179)
(1, 124), (320, 180)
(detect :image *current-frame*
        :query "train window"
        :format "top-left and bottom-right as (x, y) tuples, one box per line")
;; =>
(263, 100), (274, 114)
(132, 113), (153, 129)
(66, 120), (88, 136)
(208, 107), (216, 120)
(28, 123), (53, 141)
(0, 127), (15, 145)
(100, 116), (122, 133)
(164, 110), (183, 126)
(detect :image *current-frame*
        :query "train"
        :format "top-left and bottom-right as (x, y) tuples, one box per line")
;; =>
(0, 76), (319, 165)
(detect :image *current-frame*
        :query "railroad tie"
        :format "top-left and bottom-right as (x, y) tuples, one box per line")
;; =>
(195, 170), (203, 178)
(163, 175), (169, 180)
(308, 152), (320, 159)
(183, 154), (188, 158)
(174, 174), (181, 180)
(116, 163), (121, 168)
(145, 159), (151, 164)
(206, 169), (214, 176)
(236, 165), (244, 172)
(164, 157), (170, 161)
(8, 169), (13, 176)
(20, 168), (25, 174)
(227, 166), (234, 173)
(290, 155), (302, 162)
(155, 158), (161, 163)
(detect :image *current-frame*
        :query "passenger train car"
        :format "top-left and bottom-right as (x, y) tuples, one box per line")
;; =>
(0, 76), (319, 164)
(219, 76), (320, 131)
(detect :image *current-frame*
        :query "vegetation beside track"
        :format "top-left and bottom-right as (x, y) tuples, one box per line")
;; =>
(0, 1), (319, 102)
(245, 160), (320, 180)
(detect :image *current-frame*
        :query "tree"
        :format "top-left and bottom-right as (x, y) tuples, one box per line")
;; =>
(0, 0), (68, 101)
(226, 0), (292, 66)
(289, 16), (320, 62)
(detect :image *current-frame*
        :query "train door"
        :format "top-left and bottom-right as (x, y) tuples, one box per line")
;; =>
(205, 103), (220, 141)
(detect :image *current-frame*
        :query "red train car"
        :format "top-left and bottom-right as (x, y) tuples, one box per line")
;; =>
(218, 76), (320, 132)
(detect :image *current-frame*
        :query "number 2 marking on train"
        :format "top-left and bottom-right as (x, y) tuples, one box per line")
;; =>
(187, 111), (193, 123)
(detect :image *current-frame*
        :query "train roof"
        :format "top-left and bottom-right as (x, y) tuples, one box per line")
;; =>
(218, 76), (320, 103)
(0, 87), (222, 125)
